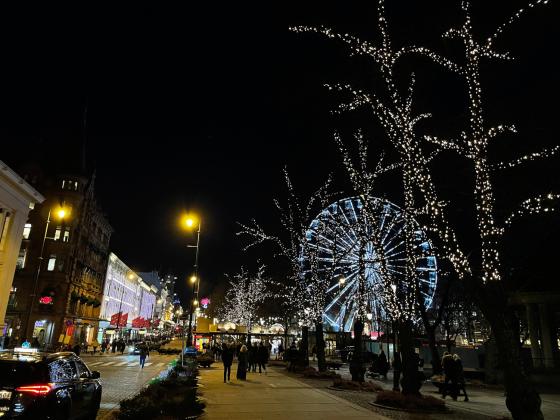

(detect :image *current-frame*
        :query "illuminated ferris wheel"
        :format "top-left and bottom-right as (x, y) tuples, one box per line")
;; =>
(302, 196), (438, 332)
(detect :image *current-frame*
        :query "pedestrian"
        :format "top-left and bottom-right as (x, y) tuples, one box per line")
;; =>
(101, 340), (107, 354)
(250, 342), (258, 372)
(378, 349), (389, 379)
(453, 354), (469, 402)
(111, 339), (117, 353)
(222, 343), (234, 383)
(237, 345), (248, 380)
(277, 342), (284, 361)
(119, 339), (126, 354)
(288, 342), (298, 372)
(247, 342), (254, 372)
(441, 351), (457, 400)
(72, 343), (81, 356)
(92, 339), (100, 355)
(139, 343), (149, 368)
(257, 342), (268, 374)
(311, 344), (317, 361)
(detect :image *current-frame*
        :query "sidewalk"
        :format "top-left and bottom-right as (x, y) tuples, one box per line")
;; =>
(198, 363), (390, 420)
(307, 360), (560, 419)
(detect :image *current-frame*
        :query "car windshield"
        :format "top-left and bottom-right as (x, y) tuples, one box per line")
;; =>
(0, 361), (48, 387)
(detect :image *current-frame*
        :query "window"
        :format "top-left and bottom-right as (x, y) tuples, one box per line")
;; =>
(47, 255), (56, 271)
(23, 223), (32, 239)
(54, 226), (62, 241)
(63, 228), (70, 243)
(74, 359), (90, 379)
(29, 202), (35, 210)
(73, 181), (78, 191)
(61, 180), (66, 189)
(16, 248), (27, 269)
(49, 359), (77, 382)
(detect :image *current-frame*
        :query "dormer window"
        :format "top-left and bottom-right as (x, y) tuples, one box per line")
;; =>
(61, 180), (79, 191)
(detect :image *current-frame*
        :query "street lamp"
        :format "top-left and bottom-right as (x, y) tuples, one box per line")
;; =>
(22, 205), (68, 345)
(181, 214), (201, 348)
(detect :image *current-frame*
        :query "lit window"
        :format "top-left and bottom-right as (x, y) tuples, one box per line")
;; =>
(73, 181), (78, 190)
(47, 255), (56, 271)
(17, 248), (27, 269)
(63, 228), (70, 243)
(23, 223), (32, 239)
(62, 180), (66, 189)
(54, 227), (62, 241)
(29, 202), (35, 210)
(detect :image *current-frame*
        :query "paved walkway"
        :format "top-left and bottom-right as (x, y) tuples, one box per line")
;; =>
(198, 363), (389, 420)
(315, 361), (560, 419)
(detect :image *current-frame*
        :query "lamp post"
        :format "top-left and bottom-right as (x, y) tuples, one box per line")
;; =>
(182, 215), (201, 348)
(22, 206), (67, 345)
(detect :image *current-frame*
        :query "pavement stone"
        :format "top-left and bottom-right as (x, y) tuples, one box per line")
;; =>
(198, 363), (390, 420)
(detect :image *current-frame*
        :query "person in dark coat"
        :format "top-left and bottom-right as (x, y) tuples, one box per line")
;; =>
(287, 342), (298, 372)
(441, 351), (457, 400)
(237, 345), (248, 380)
(453, 354), (469, 401)
(250, 343), (258, 372)
(378, 349), (389, 379)
(257, 342), (268, 374)
(139, 344), (149, 368)
(221, 343), (234, 383)
(72, 343), (81, 356)
(111, 339), (117, 353)
(101, 340), (107, 354)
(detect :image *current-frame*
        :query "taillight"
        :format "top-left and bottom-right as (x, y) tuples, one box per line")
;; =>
(15, 384), (53, 395)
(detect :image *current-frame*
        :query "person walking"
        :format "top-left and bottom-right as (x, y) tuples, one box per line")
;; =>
(378, 349), (389, 379)
(250, 342), (258, 372)
(311, 344), (317, 362)
(257, 342), (268, 374)
(139, 343), (149, 369)
(101, 340), (107, 354)
(287, 342), (298, 372)
(277, 342), (284, 361)
(222, 343), (234, 383)
(119, 339), (126, 354)
(111, 339), (117, 353)
(453, 354), (469, 402)
(237, 345), (248, 380)
(91, 339), (100, 355)
(441, 351), (457, 400)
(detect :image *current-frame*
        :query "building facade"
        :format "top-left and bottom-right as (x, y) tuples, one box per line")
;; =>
(99, 253), (158, 342)
(139, 271), (176, 328)
(0, 161), (45, 348)
(5, 170), (112, 349)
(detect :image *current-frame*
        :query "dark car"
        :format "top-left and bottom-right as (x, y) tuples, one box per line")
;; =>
(0, 349), (101, 419)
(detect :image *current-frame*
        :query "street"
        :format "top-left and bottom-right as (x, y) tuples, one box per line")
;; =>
(79, 344), (180, 419)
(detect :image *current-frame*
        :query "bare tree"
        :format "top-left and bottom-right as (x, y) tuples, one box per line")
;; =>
(292, 1), (558, 416)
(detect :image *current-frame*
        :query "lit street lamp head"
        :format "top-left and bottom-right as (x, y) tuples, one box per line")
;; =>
(190, 275), (197, 284)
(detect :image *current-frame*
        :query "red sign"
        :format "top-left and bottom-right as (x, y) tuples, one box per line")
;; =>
(131, 317), (144, 328)
(119, 313), (128, 327)
(39, 296), (53, 305)
(110, 312), (128, 327)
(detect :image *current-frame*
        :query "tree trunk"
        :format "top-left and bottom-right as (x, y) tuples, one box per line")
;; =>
(301, 325), (309, 367)
(477, 285), (543, 420)
(350, 319), (365, 382)
(315, 321), (327, 372)
(398, 319), (421, 395)
(425, 324), (442, 375)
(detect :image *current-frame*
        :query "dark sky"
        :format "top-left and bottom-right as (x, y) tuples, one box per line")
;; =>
(1, 1), (558, 303)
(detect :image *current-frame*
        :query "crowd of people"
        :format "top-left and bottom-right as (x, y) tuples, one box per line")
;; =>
(212, 341), (272, 383)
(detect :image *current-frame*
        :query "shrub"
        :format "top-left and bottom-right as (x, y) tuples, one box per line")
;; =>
(118, 359), (204, 419)
(332, 378), (382, 392)
(375, 390), (446, 412)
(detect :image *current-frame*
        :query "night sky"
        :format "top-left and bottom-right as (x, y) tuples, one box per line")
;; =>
(1, 1), (558, 303)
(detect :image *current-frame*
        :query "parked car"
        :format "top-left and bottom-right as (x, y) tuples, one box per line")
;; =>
(0, 348), (102, 419)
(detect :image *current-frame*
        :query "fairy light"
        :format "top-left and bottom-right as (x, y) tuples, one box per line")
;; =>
(219, 265), (269, 328)
(292, 0), (556, 288)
